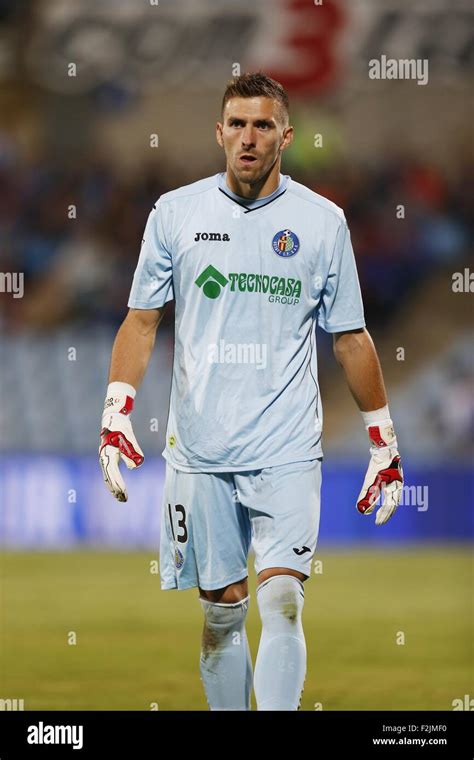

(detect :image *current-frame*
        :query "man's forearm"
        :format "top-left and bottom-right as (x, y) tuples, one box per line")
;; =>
(108, 310), (160, 389)
(333, 328), (388, 412)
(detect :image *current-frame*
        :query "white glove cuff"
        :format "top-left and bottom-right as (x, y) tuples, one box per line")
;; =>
(103, 381), (137, 417)
(360, 405), (397, 450)
(106, 381), (136, 399)
(361, 404), (391, 427)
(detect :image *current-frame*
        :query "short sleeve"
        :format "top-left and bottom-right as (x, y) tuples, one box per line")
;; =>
(317, 219), (366, 333)
(127, 200), (174, 309)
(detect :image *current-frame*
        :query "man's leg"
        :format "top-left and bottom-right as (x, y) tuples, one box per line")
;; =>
(253, 567), (307, 710)
(198, 577), (253, 710)
(236, 458), (322, 711)
(161, 466), (253, 709)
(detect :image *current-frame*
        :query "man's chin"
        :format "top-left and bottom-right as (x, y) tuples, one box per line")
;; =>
(232, 164), (263, 183)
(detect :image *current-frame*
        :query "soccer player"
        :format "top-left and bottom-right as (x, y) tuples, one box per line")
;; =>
(99, 73), (404, 711)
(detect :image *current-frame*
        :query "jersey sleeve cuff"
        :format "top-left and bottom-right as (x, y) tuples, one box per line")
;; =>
(317, 318), (366, 333)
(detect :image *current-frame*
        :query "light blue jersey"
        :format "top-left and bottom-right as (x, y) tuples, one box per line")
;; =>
(128, 172), (366, 472)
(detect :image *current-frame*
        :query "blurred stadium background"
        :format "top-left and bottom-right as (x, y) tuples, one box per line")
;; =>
(0, 0), (472, 710)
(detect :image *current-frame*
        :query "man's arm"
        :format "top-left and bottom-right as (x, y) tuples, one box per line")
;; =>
(108, 306), (166, 388)
(332, 327), (404, 525)
(332, 327), (387, 412)
(99, 306), (166, 502)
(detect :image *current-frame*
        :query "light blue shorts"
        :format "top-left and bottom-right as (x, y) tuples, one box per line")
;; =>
(159, 457), (322, 591)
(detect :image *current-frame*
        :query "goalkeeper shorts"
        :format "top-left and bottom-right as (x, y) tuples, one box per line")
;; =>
(159, 457), (322, 591)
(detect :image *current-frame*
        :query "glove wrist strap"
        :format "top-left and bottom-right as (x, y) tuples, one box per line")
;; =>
(360, 404), (391, 427)
(104, 381), (136, 416)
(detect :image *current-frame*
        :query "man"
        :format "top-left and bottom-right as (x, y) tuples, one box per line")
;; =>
(99, 73), (403, 711)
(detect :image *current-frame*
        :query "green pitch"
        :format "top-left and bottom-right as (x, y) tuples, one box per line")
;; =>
(0, 547), (471, 710)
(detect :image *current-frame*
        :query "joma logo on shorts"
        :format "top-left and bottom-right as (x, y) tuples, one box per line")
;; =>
(194, 232), (230, 242)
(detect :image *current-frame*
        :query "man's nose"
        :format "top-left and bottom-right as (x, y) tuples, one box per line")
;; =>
(241, 126), (256, 147)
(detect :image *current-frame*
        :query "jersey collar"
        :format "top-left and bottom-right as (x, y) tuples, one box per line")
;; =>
(217, 172), (289, 213)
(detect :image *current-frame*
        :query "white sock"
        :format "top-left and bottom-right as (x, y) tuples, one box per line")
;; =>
(199, 596), (253, 710)
(254, 575), (306, 710)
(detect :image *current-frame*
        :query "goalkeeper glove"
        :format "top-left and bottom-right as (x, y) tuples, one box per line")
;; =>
(99, 381), (144, 502)
(356, 420), (404, 525)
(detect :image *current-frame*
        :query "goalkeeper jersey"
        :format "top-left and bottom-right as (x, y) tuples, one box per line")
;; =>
(127, 172), (366, 472)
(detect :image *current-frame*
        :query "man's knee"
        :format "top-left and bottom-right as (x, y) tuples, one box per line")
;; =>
(256, 573), (305, 628)
(199, 576), (248, 604)
(199, 588), (251, 659)
(257, 566), (307, 587)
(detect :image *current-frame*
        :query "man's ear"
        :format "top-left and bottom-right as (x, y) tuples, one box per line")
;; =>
(216, 121), (224, 148)
(280, 125), (294, 152)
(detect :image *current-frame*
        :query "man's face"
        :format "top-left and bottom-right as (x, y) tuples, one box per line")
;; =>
(216, 96), (293, 185)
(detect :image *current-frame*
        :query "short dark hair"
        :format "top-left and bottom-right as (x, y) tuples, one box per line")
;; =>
(221, 72), (289, 124)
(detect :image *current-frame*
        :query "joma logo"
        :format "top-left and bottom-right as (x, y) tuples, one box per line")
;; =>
(194, 232), (230, 242)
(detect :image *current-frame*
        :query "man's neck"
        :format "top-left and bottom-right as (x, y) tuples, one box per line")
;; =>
(225, 163), (282, 199)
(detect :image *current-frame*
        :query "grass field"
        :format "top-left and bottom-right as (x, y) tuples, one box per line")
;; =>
(0, 547), (471, 711)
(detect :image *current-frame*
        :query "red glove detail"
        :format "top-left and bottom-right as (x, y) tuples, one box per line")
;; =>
(100, 428), (144, 467)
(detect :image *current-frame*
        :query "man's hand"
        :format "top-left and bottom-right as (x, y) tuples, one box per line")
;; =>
(99, 382), (144, 502)
(356, 421), (403, 525)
